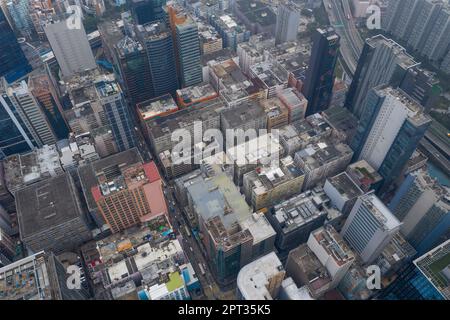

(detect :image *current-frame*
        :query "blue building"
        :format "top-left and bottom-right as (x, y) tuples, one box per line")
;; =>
(138, 22), (179, 98)
(0, 78), (39, 159)
(0, 8), (31, 83)
(389, 170), (450, 255)
(302, 27), (340, 116)
(378, 240), (449, 300)
(95, 78), (137, 152)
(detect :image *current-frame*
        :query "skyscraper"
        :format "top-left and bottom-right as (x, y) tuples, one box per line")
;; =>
(168, 7), (202, 88)
(0, 78), (39, 158)
(302, 27), (340, 117)
(94, 77), (137, 151)
(350, 86), (431, 193)
(6, 0), (34, 38)
(114, 36), (154, 106)
(275, 2), (301, 45)
(137, 22), (179, 98)
(129, 0), (167, 25)
(44, 15), (97, 79)
(345, 35), (419, 119)
(0, 7), (31, 83)
(341, 192), (401, 264)
(389, 170), (450, 255)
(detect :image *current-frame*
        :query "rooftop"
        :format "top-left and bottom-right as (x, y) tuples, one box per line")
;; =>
(221, 100), (266, 128)
(137, 94), (178, 120)
(294, 140), (353, 170)
(271, 189), (329, 235)
(326, 172), (364, 201)
(358, 193), (402, 231)
(15, 173), (82, 239)
(176, 83), (218, 107)
(78, 148), (143, 211)
(414, 239), (450, 300)
(237, 252), (284, 300)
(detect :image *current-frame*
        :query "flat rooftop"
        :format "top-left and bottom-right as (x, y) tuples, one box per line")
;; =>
(137, 94), (178, 120)
(237, 252), (284, 300)
(414, 239), (450, 300)
(327, 172), (364, 201)
(15, 173), (82, 238)
(78, 148), (143, 211)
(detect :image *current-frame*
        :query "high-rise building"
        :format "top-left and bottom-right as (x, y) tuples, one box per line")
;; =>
(44, 15), (97, 79)
(0, 226), (15, 262)
(137, 22), (179, 98)
(275, 2), (301, 45)
(94, 77), (137, 151)
(345, 35), (419, 119)
(15, 173), (92, 254)
(378, 239), (450, 300)
(389, 169), (450, 255)
(302, 28), (340, 116)
(340, 192), (401, 264)
(6, 0), (34, 38)
(399, 66), (440, 111)
(114, 36), (154, 106)
(0, 78), (40, 158)
(90, 161), (168, 233)
(28, 72), (69, 139)
(0, 251), (88, 300)
(0, 7), (31, 83)
(129, 0), (167, 25)
(169, 8), (202, 88)
(350, 86), (431, 193)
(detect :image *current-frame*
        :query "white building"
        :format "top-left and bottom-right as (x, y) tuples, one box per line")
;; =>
(237, 251), (285, 300)
(341, 192), (401, 264)
(307, 225), (355, 287)
(44, 16), (97, 78)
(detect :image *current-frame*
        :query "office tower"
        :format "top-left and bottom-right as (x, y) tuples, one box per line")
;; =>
(399, 67), (440, 111)
(350, 86), (431, 193)
(302, 28), (340, 116)
(389, 169), (450, 255)
(7, 79), (57, 146)
(236, 252), (285, 300)
(275, 2), (301, 45)
(378, 239), (449, 300)
(129, 0), (167, 25)
(0, 251), (88, 300)
(340, 192), (401, 264)
(114, 36), (153, 106)
(15, 173), (92, 254)
(28, 72), (69, 139)
(44, 16), (97, 79)
(0, 8), (32, 83)
(6, 0), (34, 38)
(345, 35), (419, 119)
(0, 78), (40, 158)
(169, 8), (202, 88)
(90, 161), (167, 233)
(137, 22), (179, 98)
(94, 77), (136, 151)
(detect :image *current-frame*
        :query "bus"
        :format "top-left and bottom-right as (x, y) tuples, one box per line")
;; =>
(184, 225), (191, 237)
(198, 263), (206, 276)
